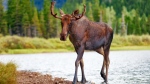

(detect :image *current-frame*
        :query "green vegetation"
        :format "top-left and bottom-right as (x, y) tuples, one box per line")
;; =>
(0, 35), (150, 54)
(0, 35), (73, 54)
(111, 46), (150, 51)
(0, 0), (150, 54)
(112, 35), (150, 47)
(0, 0), (150, 38)
(0, 62), (17, 84)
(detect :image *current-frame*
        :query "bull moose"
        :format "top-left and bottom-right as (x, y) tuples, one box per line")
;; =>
(50, 1), (113, 84)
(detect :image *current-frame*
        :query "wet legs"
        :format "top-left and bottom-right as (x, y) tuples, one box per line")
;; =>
(73, 46), (85, 84)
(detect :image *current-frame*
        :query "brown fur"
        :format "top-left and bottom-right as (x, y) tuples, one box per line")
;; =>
(50, 2), (113, 84)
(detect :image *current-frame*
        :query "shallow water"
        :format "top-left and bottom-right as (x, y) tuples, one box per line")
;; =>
(0, 50), (150, 84)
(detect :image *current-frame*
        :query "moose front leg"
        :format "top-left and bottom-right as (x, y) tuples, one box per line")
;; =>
(80, 58), (87, 83)
(73, 46), (84, 84)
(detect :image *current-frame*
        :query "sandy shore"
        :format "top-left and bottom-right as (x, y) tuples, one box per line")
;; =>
(17, 71), (95, 84)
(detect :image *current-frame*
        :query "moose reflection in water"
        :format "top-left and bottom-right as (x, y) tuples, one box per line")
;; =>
(50, 1), (113, 84)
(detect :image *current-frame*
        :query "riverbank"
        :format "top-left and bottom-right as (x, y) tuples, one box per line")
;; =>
(17, 71), (95, 84)
(0, 62), (94, 84)
(17, 71), (73, 84)
(0, 46), (150, 54)
(0, 35), (150, 54)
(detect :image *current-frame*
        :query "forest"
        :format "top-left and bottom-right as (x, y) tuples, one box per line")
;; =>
(0, 0), (150, 38)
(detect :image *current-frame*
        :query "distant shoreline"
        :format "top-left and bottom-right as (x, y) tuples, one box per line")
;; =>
(1, 35), (150, 54)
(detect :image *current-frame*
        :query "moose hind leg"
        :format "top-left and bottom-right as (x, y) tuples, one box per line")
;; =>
(103, 47), (110, 83)
(96, 48), (106, 81)
(100, 60), (106, 81)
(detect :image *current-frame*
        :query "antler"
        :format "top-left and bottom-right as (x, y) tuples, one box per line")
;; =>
(50, 1), (61, 19)
(59, 9), (65, 16)
(72, 5), (86, 20)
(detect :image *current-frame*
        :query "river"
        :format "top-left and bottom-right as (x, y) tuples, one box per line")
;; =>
(0, 50), (150, 84)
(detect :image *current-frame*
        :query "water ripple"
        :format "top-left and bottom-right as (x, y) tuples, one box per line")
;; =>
(0, 50), (150, 84)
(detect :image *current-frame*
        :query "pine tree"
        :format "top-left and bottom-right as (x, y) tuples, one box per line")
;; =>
(105, 6), (116, 29)
(7, 0), (17, 35)
(49, 14), (59, 37)
(15, 1), (23, 36)
(131, 12), (141, 35)
(0, 0), (4, 34)
(32, 7), (41, 37)
(120, 13), (127, 36)
(146, 15), (150, 34)
(115, 18), (120, 34)
(20, 0), (35, 37)
(140, 14), (147, 34)
(1, 13), (8, 35)
(22, 13), (30, 36)
(86, 2), (94, 21)
(7, 0), (23, 35)
(43, 0), (50, 38)
(125, 16), (132, 35)
(0, 0), (3, 21)
(92, 0), (100, 21)
(20, 0), (34, 22)
(135, 13), (141, 35)
(39, 11), (46, 38)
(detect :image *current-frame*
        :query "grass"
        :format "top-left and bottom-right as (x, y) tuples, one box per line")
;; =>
(6, 49), (73, 54)
(0, 62), (17, 84)
(0, 35), (150, 54)
(4, 46), (150, 54)
(111, 46), (150, 50)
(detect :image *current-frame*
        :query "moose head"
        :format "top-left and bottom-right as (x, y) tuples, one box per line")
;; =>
(50, 1), (86, 41)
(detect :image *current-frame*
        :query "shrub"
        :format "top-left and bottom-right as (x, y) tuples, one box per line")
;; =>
(112, 35), (150, 47)
(141, 35), (150, 45)
(0, 34), (3, 38)
(48, 38), (73, 50)
(0, 35), (150, 52)
(0, 62), (17, 84)
(0, 36), (55, 49)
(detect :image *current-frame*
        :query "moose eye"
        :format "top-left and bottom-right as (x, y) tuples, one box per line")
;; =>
(61, 22), (63, 26)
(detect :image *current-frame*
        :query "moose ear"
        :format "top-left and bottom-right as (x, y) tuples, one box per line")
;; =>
(59, 9), (65, 16)
(72, 9), (79, 16)
(71, 10), (80, 20)
(72, 5), (86, 20)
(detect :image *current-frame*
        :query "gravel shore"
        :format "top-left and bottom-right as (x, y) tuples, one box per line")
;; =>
(17, 71), (95, 84)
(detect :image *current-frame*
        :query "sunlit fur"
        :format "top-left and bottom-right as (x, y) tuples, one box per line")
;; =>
(51, 2), (113, 83)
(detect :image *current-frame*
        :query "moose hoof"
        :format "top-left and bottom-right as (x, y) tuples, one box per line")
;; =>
(100, 73), (106, 80)
(81, 79), (87, 84)
(72, 82), (76, 84)
(104, 80), (108, 84)
(72, 80), (77, 84)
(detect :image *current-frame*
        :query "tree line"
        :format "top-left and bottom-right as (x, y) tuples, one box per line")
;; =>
(0, 0), (59, 38)
(0, 0), (150, 38)
(62, 0), (150, 36)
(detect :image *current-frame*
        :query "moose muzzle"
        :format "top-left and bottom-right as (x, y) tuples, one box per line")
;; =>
(60, 33), (67, 41)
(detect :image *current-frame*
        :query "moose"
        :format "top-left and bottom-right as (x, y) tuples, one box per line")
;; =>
(50, 1), (113, 84)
